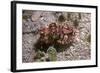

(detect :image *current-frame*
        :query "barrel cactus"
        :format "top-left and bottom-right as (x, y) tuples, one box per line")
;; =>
(47, 46), (57, 61)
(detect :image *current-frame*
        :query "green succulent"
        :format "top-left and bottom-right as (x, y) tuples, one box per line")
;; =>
(47, 46), (57, 61)
(87, 34), (91, 43)
(58, 15), (66, 23)
(34, 50), (45, 60)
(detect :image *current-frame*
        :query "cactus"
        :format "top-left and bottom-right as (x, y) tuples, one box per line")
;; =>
(67, 13), (71, 21)
(73, 19), (79, 28)
(34, 50), (45, 60)
(58, 15), (66, 23)
(47, 46), (57, 61)
(78, 13), (81, 19)
(87, 34), (91, 43)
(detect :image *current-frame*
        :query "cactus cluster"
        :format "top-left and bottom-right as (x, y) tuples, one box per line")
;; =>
(34, 50), (45, 62)
(34, 23), (75, 52)
(34, 46), (57, 62)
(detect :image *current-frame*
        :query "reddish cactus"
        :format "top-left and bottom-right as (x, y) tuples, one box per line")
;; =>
(35, 23), (77, 52)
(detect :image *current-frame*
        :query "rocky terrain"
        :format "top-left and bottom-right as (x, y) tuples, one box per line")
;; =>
(22, 10), (91, 63)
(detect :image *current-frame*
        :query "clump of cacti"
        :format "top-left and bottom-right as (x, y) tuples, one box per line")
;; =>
(34, 50), (45, 62)
(47, 46), (57, 61)
(34, 22), (75, 52)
